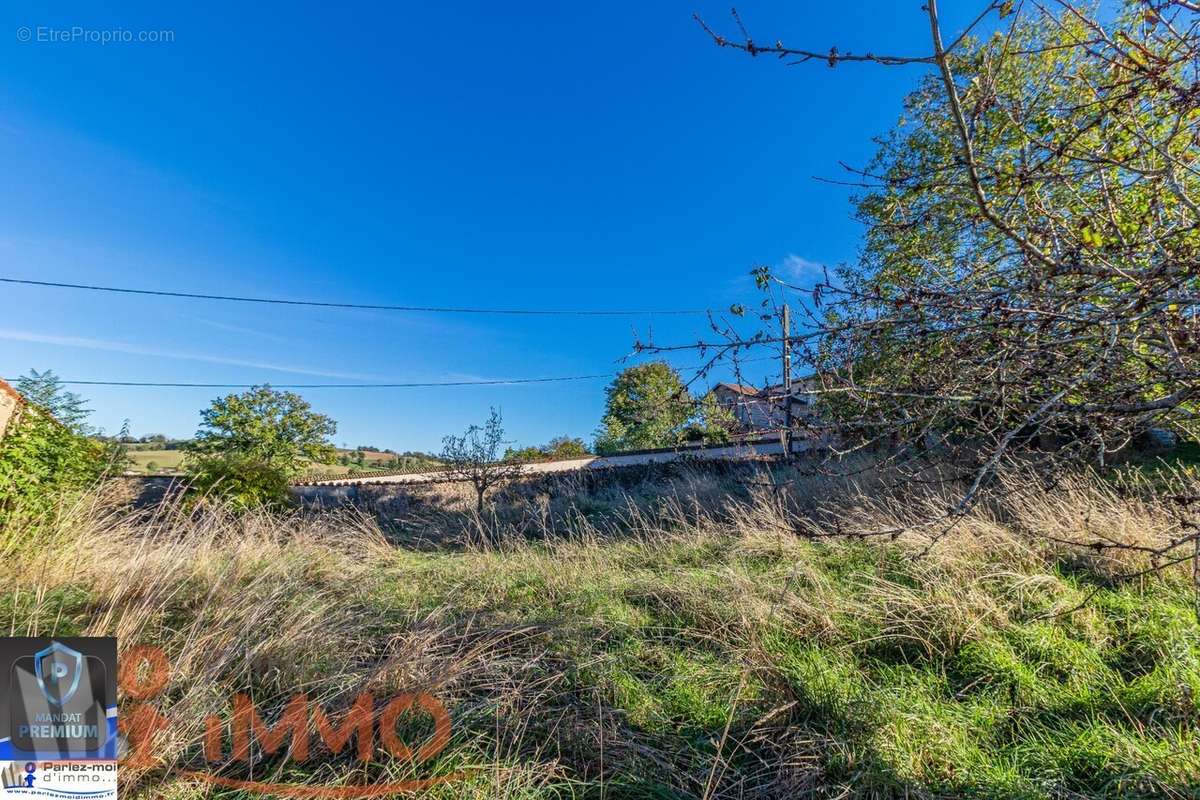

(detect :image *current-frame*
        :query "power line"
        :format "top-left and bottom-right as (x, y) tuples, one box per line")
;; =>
(1, 354), (780, 391)
(1, 374), (614, 389)
(0, 277), (710, 317)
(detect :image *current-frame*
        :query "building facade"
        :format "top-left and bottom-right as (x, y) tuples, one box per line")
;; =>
(712, 377), (820, 433)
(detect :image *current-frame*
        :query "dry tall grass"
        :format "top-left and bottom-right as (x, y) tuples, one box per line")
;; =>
(4, 463), (1199, 798)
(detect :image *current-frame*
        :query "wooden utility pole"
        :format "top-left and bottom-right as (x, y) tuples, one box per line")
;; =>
(781, 304), (792, 459)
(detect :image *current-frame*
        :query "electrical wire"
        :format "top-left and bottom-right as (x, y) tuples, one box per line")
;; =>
(0, 277), (710, 317)
(1, 374), (614, 389)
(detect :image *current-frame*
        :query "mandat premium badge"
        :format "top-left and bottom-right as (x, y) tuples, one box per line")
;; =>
(0, 638), (117, 798)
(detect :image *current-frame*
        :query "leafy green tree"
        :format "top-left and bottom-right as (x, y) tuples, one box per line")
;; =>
(15, 369), (92, 434)
(687, 392), (736, 444)
(595, 363), (692, 454)
(505, 436), (592, 462)
(705, 2), (1200, 475)
(0, 379), (129, 525)
(838, 4), (1200, 459)
(185, 386), (337, 509)
(594, 363), (731, 454)
(504, 445), (545, 463)
(187, 452), (294, 512)
(546, 436), (590, 459)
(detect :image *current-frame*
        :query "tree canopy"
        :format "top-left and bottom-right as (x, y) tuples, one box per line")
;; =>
(830, 2), (1200, 464)
(15, 369), (92, 434)
(186, 386), (337, 508)
(690, 1), (1200, 485)
(594, 363), (733, 454)
(506, 436), (591, 463)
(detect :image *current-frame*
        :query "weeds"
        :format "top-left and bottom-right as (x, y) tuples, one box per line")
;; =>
(4, 465), (1200, 798)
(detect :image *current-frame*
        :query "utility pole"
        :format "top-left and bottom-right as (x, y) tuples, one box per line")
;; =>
(781, 303), (792, 459)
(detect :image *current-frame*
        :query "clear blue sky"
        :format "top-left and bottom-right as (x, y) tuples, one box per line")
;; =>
(0, 1), (987, 452)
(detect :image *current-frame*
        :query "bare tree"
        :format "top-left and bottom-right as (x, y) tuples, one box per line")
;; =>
(440, 408), (524, 512)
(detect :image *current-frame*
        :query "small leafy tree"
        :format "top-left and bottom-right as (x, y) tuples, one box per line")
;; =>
(546, 436), (590, 459)
(185, 386), (337, 509)
(186, 452), (294, 511)
(15, 369), (92, 434)
(505, 436), (591, 462)
(441, 408), (523, 512)
(0, 394), (114, 526)
(595, 363), (732, 454)
(686, 392), (736, 444)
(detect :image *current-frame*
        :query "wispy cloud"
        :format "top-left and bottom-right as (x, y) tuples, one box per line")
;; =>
(779, 254), (827, 283)
(723, 253), (835, 299)
(190, 318), (292, 345)
(0, 329), (377, 380)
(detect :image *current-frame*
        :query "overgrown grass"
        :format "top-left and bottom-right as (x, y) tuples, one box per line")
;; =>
(4, 464), (1200, 798)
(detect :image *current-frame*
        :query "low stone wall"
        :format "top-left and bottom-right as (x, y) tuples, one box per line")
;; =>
(298, 436), (827, 488)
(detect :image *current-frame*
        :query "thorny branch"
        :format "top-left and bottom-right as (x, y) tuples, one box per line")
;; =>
(655, 0), (1200, 592)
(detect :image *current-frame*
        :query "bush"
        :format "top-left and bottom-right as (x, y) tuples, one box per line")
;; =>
(186, 452), (292, 512)
(0, 406), (109, 524)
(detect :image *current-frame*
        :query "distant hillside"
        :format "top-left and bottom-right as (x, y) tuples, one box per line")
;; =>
(310, 449), (443, 477)
(116, 441), (440, 476)
(109, 437), (191, 474)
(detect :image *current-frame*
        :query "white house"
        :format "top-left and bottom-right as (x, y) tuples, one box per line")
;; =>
(712, 377), (821, 432)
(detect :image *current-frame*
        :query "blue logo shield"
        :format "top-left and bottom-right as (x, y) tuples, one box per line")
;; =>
(33, 641), (84, 706)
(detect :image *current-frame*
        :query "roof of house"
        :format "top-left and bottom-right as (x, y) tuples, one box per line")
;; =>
(0, 377), (23, 405)
(713, 382), (791, 400)
(713, 382), (766, 398)
(715, 376), (821, 400)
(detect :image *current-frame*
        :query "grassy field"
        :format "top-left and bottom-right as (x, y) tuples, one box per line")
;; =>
(307, 450), (443, 477)
(122, 447), (187, 474)
(5, 463), (1200, 798)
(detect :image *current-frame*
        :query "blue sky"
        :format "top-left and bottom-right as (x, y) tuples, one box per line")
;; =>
(0, 1), (987, 452)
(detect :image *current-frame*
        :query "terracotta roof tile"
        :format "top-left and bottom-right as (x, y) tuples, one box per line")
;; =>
(0, 377), (23, 405)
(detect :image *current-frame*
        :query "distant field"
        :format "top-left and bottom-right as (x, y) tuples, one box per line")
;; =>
(123, 448), (187, 474)
(345, 450), (396, 464)
(306, 451), (443, 477)
(121, 446), (440, 476)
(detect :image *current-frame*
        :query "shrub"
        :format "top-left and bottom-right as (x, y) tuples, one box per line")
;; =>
(186, 452), (293, 512)
(0, 405), (109, 524)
